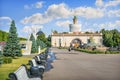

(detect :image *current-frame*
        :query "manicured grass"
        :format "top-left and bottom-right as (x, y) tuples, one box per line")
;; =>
(0, 57), (32, 80)
(0, 48), (47, 80)
(40, 48), (46, 53)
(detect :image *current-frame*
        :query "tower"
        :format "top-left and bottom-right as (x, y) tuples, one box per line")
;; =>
(73, 16), (78, 24)
(69, 16), (81, 32)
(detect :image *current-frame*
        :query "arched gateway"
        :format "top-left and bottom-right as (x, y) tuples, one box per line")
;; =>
(70, 38), (82, 48)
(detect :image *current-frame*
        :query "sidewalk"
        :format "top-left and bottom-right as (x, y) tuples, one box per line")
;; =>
(44, 48), (120, 80)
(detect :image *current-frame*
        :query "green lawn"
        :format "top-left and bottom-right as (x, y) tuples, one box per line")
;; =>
(0, 48), (46, 80)
(0, 57), (32, 80)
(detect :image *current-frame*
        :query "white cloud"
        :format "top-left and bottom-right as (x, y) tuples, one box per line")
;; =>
(96, 0), (120, 8)
(95, 0), (104, 7)
(105, 0), (120, 7)
(46, 3), (104, 19)
(0, 16), (12, 27)
(98, 20), (120, 30)
(56, 20), (71, 27)
(74, 7), (104, 19)
(35, 1), (44, 8)
(22, 3), (71, 25)
(45, 3), (71, 19)
(84, 28), (94, 32)
(22, 25), (43, 37)
(22, 3), (106, 25)
(99, 23), (106, 29)
(108, 20), (120, 28)
(0, 16), (12, 21)
(22, 26), (32, 33)
(22, 25), (44, 39)
(21, 13), (51, 24)
(108, 9), (120, 17)
(24, 1), (44, 9)
(24, 5), (31, 9)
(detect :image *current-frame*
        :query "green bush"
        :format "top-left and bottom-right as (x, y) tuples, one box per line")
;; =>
(105, 51), (110, 54)
(105, 51), (120, 54)
(0, 58), (3, 65)
(0, 51), (3, 65)
(3, 57), (12, 64)
(75, 48), (104, 54)
(110, 51), (120, 54)
(58, 47), (67, 49)
(76, 48), (120, 54)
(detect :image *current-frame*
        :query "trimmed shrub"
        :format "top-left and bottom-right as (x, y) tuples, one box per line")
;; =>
(0, 51), (3, 65)
(58, 47), (67, 49)
(105, 51), (120, 54)
(105, 51), (110, 54)
(3, 57), (12, 64)
(75, 48), (104, 54)
(110, 51), (120, 54)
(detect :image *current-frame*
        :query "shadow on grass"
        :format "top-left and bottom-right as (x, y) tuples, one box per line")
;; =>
(6, 78), (10, 80)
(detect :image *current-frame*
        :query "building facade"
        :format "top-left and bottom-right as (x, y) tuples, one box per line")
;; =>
(51, 33), (102, 47)
(51, 16), (102, 47)
(19, 41), (32, 55)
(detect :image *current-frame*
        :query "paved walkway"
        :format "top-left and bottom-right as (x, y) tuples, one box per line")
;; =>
(44, 48), (120, 80)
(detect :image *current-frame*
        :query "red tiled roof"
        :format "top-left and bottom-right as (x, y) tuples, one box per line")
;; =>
(0, 42), (6, 45)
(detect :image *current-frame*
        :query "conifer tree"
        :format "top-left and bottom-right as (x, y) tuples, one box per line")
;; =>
(3, 20), (22, 57)
(29, 33), (38, 53)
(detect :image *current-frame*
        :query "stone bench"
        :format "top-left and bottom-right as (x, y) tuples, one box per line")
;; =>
(9, 64), (41, 80)
(29, 59), (45, 76)
(34, 55), (47, 67)
(29, 59), (45, 69)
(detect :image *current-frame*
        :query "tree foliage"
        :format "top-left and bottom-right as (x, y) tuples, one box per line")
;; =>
(3, 20), (22, 57)
(19, 37), (27, 41)
(101, 29), (120, 47)
(29, 33), (38, 53)
(0, 30), (26, 41)
(0, 30), (8, 41)
(37, 33), (47, 42)
(36, 39), (46, 49)
(37, 32), (51, 47)
(0, 51), (3, 65)
(53, 30), (58, 34)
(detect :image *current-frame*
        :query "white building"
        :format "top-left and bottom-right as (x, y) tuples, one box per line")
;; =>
(19, 41), (32, 55)
(51, 16), (102, 47)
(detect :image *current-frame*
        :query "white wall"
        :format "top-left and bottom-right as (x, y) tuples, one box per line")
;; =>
(51, 34), (102, 47)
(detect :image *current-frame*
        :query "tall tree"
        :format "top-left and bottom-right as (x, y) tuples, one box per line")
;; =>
(46, 35), (51, 47)
(36, 39), (46, 49)
(37, 33), (47, 43)
(29, 33), (38, 53)
(3, 20), (22, 57)
(101, 29), (120, 47)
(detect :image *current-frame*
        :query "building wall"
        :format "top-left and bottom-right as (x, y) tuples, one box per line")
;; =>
(19, 41), (32, 55)
(69, 24), (81, 32)
(51, 34), (102, 47)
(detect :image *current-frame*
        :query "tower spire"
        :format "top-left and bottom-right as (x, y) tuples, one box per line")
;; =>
(73, 16), (78, 24)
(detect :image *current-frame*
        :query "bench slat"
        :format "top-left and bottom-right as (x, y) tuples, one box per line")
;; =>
(9, 65), (41, 80)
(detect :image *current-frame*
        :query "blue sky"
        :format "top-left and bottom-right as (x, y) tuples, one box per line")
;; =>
(0, 0), (120, 38)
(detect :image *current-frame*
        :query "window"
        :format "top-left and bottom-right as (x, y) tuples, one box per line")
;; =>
(21, 44), (27, 49)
